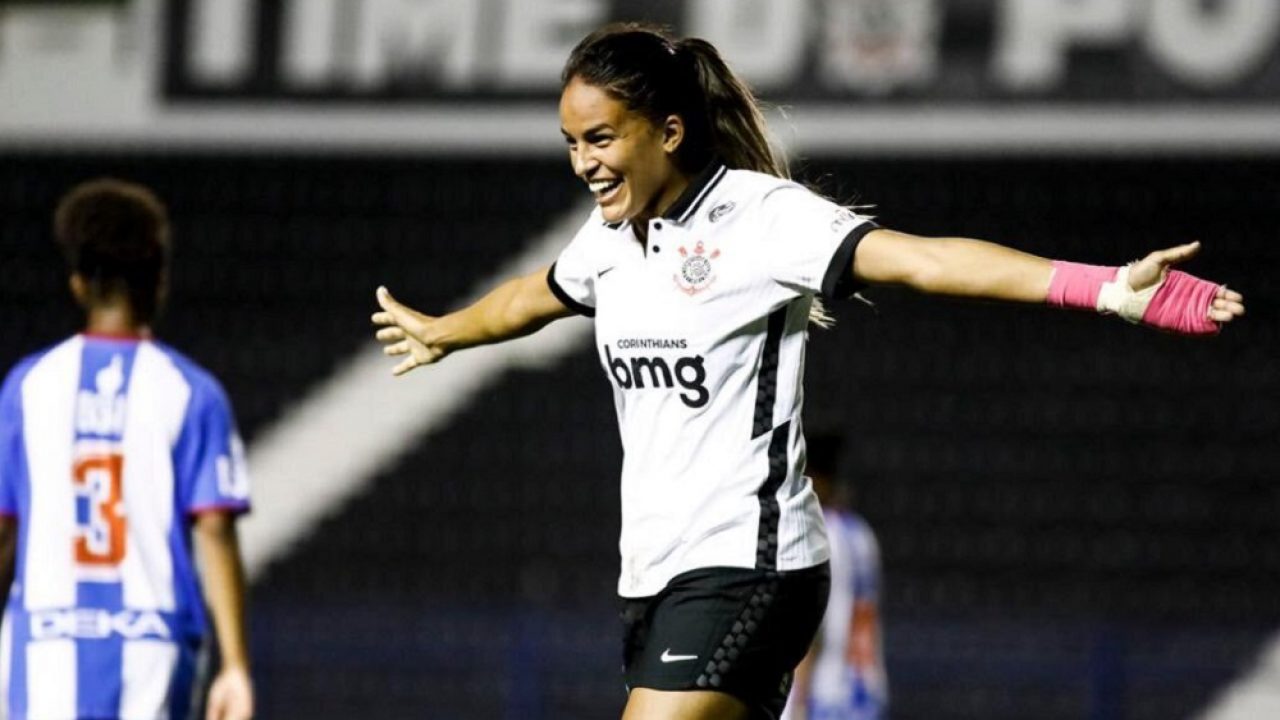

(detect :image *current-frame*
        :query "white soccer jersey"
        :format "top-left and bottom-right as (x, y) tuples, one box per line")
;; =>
(549, 162), (878, 597)
(0, 334), (251, 720)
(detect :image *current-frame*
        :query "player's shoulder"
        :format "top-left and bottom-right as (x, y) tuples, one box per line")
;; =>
(840, 510), (871, 532)
(823, 508), (854, 535)
(144, 341), (232, 409)
(826, 509), (878, 538)
(721, 168), (804, 200)
(844, 512), (881, 553)
(0, 337), (80, 405)
(720, 170), (827, 229)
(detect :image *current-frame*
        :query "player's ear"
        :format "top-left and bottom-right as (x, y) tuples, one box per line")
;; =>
(661, 114), (685, 155)
(69, 273), (89, 307)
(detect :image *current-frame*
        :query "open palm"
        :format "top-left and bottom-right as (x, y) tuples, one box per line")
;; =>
(371, 287), (448, 375)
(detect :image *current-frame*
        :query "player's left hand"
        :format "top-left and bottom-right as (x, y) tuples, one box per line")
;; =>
(371, 286), (448, 375)
(206, 666), (254, 720)
(1127, 241), (1245, 326)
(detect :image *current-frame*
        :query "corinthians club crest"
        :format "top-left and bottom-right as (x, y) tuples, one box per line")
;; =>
(673, 240), (720, 296)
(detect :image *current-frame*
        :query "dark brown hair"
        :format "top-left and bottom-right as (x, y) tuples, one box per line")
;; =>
(561, 23), (788, 179)
(54, 178), (171, 323)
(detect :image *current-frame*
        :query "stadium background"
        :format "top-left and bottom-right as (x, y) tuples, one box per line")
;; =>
(1, 2), (1277, 719)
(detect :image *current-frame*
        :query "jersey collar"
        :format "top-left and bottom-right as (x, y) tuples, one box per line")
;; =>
(81, 330), (149, 341)
(661, 159), (728, 224)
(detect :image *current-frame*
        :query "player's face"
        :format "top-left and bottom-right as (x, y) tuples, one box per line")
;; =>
(560, 76), (686, 224)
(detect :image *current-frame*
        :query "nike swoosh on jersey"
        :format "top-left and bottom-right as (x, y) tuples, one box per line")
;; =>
(660, 649), (698, 663)
(597, 266), (616, 278)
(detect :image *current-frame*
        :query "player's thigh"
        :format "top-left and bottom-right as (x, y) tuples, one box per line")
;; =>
(622, 687), (752, 720)
(621, 564), (830, 718)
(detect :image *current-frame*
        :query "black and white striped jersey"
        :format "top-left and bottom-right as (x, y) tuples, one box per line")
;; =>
(549, 161), (878, 598)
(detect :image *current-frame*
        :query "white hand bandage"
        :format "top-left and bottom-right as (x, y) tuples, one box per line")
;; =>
(1095, 265), (1161, 324)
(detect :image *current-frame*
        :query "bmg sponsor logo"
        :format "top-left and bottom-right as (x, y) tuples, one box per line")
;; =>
(605, 345), (709, 409)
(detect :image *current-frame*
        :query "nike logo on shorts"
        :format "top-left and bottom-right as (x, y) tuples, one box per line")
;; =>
(660, 648), (698, 663)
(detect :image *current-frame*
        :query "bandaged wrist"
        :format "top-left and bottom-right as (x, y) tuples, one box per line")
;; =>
(1046, 261), (1117, 311)
(1047, 260), (1221, 335)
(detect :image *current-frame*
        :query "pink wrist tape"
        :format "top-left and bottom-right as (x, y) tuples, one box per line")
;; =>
(1047, 260), (1221, 336)
(1046, 261), (1117, 310)
(1141, 270), (1221, 336)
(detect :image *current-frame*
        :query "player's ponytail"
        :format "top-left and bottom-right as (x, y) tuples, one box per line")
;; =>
(673, 38), (834, 327)
(54, 178), (171, 324)
(673, 38), (788, 181)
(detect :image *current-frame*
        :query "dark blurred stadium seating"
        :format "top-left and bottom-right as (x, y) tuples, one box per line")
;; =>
(1, 153), (1275, 719)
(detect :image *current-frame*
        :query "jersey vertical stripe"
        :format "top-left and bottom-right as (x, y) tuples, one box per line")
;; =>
(18, 338), (81, 716)
(754, 302), (792, 570)
(22, 338), (80, 610)
(752, 305), (788, 439)
(755, 421), (792, 570)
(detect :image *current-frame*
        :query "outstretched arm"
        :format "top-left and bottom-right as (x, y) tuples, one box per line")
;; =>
(853, 230), (1244, 332)
(372, 265), (575, 376)
(853, 229), (1054, 302)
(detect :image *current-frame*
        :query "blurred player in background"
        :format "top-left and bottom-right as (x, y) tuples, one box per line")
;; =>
(783, 434), (886, 720)
(0, 180), (254, 719)
(372, 23), (1244, 720)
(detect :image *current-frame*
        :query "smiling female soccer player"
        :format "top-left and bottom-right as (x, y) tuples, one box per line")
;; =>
(371, 24), (1244, 720)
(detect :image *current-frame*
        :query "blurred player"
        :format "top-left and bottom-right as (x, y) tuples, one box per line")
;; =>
(0, 179), (254, 719)
(783, 434), (886, 720)
(371, 23), (1244, 720)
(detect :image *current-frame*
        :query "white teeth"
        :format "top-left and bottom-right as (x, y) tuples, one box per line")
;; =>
(589, 178), (621, 194)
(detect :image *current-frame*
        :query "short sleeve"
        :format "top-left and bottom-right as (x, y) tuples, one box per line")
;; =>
(173, 376), (251, 516)
(0, 370), (24, 516)
(547, 210), (604, 317)
(760, 184), (878, 300)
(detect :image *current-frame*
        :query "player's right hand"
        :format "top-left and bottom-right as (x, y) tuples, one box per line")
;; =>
(372, 286), (447, 375)
(1127, 241), (1245, 325)
(206, 666), (253, 720)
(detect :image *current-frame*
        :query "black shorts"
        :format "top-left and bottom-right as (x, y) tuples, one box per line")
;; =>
(620, 563), (830, 719)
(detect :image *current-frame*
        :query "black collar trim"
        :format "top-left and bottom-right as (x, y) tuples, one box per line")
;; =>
(662, 160), (728, 223)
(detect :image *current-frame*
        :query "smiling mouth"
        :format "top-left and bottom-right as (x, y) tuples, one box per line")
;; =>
(588, 178), (623, 202)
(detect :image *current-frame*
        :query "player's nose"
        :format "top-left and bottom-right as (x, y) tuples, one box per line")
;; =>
(572, 146), (598, 179)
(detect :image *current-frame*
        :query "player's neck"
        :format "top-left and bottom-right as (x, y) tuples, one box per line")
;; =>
(84, 304), (150, 339)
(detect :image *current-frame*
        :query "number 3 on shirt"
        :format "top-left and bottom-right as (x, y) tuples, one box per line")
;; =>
(73, 453), (127, 567)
